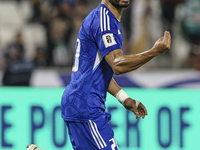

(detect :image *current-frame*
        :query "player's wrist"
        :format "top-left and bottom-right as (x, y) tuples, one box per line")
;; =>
(150, 48), (161, 56)
(115, 89), (141, 108)
(115, 89), (129, 104)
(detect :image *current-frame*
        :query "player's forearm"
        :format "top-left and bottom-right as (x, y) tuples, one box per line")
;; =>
(107, 78), (121, 97)
(113, 48), (159, 75)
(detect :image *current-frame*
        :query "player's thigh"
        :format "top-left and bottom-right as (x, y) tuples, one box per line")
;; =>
(66, 120), (119, 150)
(87, 120), (119, 150)
(66, 121), (101, 150)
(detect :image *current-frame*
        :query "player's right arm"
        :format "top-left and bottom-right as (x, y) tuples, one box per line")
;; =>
(105, 31), (171, 75)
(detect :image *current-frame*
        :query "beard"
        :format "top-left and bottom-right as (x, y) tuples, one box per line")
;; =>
(109, 0), (130, 8)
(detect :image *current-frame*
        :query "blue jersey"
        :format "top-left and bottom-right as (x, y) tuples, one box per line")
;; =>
(61, 3), (123, 122)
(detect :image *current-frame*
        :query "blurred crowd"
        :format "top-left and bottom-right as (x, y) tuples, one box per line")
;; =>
(0, 0), (200, 85)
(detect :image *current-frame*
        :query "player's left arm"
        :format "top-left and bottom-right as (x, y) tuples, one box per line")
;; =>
(108, 78), (147, 119)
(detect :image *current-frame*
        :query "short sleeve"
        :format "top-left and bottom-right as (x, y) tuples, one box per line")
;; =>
(91, 7), (123, 58)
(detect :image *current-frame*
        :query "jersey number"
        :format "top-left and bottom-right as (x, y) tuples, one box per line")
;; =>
(109, 137), (118, 150)
(72, 38), (81, 72)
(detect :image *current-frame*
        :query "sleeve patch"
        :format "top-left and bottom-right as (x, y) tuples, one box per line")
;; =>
(102, 33), (117, 48)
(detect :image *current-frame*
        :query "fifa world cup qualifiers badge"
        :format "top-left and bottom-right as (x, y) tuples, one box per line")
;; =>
(26, 144), (41, 150)
(102, 33), (117, 48)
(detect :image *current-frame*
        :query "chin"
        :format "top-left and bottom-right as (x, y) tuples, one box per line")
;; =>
(109, 0), (130, 8)
(119, 1), (130, 8)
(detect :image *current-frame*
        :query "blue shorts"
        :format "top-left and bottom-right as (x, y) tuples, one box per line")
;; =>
(65, 115), (119, 150)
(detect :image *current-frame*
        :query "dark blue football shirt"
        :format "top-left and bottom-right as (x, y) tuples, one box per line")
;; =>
(61, 3), (123, 122)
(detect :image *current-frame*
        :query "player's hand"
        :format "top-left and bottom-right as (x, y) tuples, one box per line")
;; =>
(123, 98), (148, 119)
(152, 31), (171, 54)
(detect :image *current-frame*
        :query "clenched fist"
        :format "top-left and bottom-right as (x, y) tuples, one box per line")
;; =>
(152, 31), (171, 55)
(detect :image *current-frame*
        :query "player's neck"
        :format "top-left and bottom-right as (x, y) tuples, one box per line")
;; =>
(101, 1), (123, 21)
